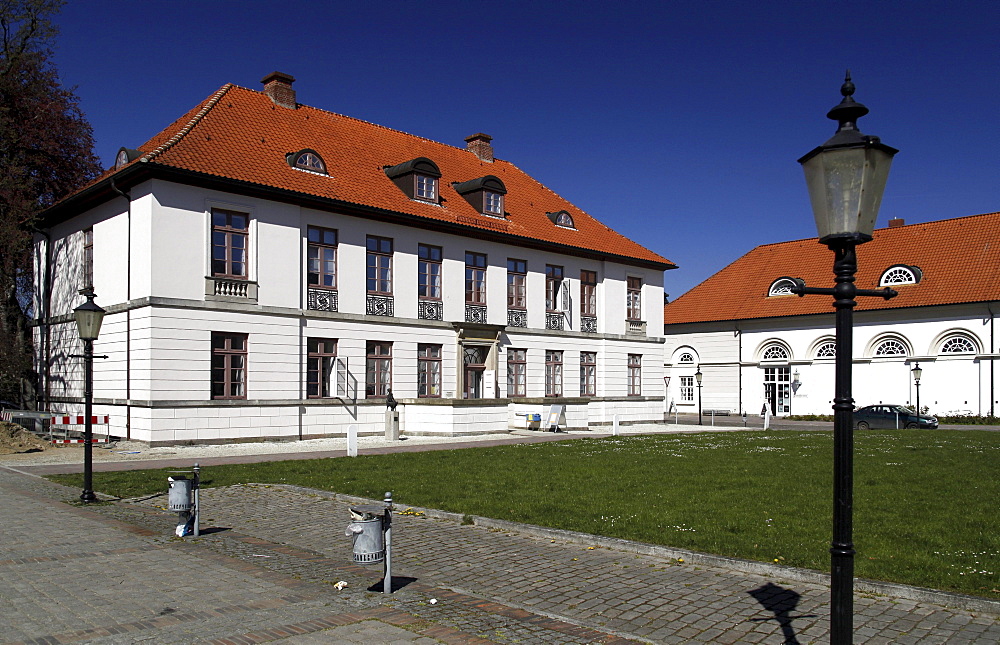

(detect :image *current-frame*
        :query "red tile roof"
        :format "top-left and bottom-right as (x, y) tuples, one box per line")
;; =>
(95, 83), (674, 269)
(664, 212), (1000, 325)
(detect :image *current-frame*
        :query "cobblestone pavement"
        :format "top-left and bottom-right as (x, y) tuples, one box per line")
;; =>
(2, 463), (999, 644)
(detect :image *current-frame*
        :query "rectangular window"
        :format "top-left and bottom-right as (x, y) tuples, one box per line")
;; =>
(546, 265), (564, 311)
(507, 259), (526, 309)
(484, 191), (504, 215)
(580, 270), (597, 316)
(508, 348), (526, 397)
(211, 209), (248, 278)
(628, 354), (642, 396)
(680, 375), (694, 402)
(418, 344), (442, 398)
(466, 252), (487, 304)
(211, 332), (247, 399)
(627, 276), (642, 320)
(545, 350), (563, 397)
(306, 338), (337, 398)
(366, 341), (392, 398)
(418, 244), (442, 300)
(82, 228), (94, 290)
(580, 352), (596, 396)
(367, 236), (393, 294)
(416, 175), (437, 201)
(307, 226), (337, 289)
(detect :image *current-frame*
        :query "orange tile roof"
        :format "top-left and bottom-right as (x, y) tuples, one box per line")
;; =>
(663, 212), (1000, 325)
(100, 83), (673, 269)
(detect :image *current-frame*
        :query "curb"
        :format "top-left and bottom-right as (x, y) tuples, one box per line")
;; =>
(269, 483), (1000, 617)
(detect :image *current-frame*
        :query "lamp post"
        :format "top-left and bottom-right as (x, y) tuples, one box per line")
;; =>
(788, 72), (898, 644)
(74, 289), (106, 504)
(695, 366), (703, 425)
(911, 362), (922, 413)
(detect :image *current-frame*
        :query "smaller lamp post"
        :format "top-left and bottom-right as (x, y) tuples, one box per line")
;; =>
(911, 362), (922, 413)
(74, 289), (106, 504)
(695, 366), (703, 425)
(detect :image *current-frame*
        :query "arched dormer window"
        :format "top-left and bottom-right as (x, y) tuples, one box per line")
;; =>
(385, 157), (442, 204)
(874, 338), (908, 357)
(453, 175), (507, 217)
(768, 277), (799, 296)
(761, 344), (789, 361)
(879, 264), (922, 287)
(546, 210), (575, 229)
(940, 334), (977, 354)
(115, 147), (141, 169)
(679, 352), (694, 364)
(288, 149), (326, 174)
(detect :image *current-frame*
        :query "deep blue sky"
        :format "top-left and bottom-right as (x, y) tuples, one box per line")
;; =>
(52, 1), (1000, 298)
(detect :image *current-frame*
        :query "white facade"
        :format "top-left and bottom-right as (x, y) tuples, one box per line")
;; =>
(37, 180), (666, 444)
(665, 304), (997, 419)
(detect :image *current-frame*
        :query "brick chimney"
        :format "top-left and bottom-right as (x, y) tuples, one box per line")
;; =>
(261, 72), (296, 109)
(465, 133), (494, 162)
(888, 218), (905, 228)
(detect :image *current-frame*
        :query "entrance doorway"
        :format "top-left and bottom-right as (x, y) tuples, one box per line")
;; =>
(463, 345), (486, 398)
(764, 367), (791, 415)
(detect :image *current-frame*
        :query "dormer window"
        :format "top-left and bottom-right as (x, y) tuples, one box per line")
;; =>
(290, 149), (326, 174)
(547, 210), (575, 229)
(768, 277), (798, 296)
(385, 157), (442, 204)
(879, 264), (921, 286)
(115, 147), (141, 169)
(453, 175), (507, 217)
(416, 175), (438, 201)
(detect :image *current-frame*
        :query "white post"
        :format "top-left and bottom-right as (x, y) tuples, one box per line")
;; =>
(612, 414), (620, 436)
(347, 424), (358, 457)
(764, 407), (771, 430)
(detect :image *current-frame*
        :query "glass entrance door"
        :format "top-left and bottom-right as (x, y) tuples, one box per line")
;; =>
(463, 346), (486, 399)
(764, 367), (791, 414)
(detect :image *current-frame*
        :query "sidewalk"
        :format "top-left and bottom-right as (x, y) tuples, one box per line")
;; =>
(2, 429), (998, 643)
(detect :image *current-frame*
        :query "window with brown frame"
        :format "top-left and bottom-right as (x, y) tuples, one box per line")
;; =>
(211, 209), (249, 278)
(580, 351), (596, 396)
(545, 265), (564, 312)
(507, 348), (526, 397)
(627, 276), (642, 320)
(418, 244), (442, 300)
(365, 341), (392, 398)
(416, 174), (438, 201)
(417, 344), (442, 398)
(507, 259), (526, 309)
(82, 228), (93, 290)
(466, 252), (487, 304)
(211, 332), (247, 399)
(580, 270), (597, 316)
(367, 236), (393, 294)
(307, 227), (337, 289)
(628, 354), (642, 396)
(545, 350), (563, 397)
(306, 338), (337, 398)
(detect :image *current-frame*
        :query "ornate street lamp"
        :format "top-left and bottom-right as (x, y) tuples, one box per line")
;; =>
(911, 362), (922, 413)
(695, 366), (703, 426)
(74, 288), (106, 504)
(789, 72), (898, 644)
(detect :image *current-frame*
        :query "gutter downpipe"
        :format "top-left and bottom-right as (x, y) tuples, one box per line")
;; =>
(110, 178), (131, 439)
(989, 303), (995, 418)
(41, 229), (52, 414)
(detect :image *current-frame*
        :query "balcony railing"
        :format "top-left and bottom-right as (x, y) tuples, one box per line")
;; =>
(307, 289), (338, 312)
(418, 300), (443, 321)
(367, 295), (394, 316)
(626, 319), (646, 335)
(465, 305), (487, 324)
(207, 277), (257, 302)
(507, 309), (526, 328)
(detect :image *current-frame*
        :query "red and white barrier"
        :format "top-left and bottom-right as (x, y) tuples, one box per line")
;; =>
(49, 415), (112, 443)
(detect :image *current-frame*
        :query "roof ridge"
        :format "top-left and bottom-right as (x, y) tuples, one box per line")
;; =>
(141, 84), (235, 163)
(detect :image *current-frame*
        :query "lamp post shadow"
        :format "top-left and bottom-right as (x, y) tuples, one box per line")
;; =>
(747, 582), (818, 645)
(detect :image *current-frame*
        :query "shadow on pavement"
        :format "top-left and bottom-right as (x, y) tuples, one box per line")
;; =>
(747, 582), (818, 644)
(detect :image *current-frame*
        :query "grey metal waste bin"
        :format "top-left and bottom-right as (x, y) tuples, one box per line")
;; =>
(346, 504), (385, 564)
(168, 477), (194, 512)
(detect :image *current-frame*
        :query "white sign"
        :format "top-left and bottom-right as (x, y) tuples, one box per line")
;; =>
(484, 370), (496, 398)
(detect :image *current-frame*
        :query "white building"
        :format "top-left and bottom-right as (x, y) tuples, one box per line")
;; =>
(36, 73), (675, 444)
(663, 213), (1000, 418)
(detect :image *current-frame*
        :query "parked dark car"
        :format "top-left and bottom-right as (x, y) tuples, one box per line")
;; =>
(854, 404), (938, 429)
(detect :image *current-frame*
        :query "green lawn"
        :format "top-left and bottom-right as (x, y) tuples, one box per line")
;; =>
(49, 429), (1000, 598)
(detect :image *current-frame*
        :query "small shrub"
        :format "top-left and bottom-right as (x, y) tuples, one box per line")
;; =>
(461, 514), (475, 525)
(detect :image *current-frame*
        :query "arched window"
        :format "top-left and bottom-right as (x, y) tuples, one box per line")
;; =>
(940, 335), (977, 354)
(761, 344), (789, 360)
(815, 342), (836, 358)
(679, 352), (694, 364)
(879, 265), (921, 286)
(547, 210), (576, 229)
(288, 149), (327, 174)
(768, 278), (797, 296)
(874, 339), (908, 357)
